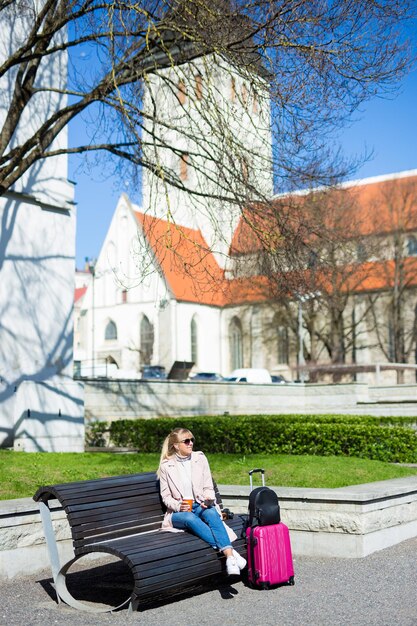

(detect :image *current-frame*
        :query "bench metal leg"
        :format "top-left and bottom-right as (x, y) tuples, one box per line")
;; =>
(38, 501), (64, 604)
(56, 556), (132, 613)
(38, 501), (133, 613)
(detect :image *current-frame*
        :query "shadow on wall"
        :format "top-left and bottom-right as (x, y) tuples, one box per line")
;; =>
(0, 171), (77, 449)
(84, 377), (239, 423)
(84, 379), (179, 420)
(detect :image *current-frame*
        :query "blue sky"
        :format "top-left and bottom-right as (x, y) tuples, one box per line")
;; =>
(71, 67), (417, 270)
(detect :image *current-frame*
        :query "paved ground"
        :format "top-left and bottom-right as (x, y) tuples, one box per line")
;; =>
(1, 537), (416, 626)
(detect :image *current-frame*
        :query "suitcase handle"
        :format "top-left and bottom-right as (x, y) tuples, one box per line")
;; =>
(249, 468), (265, 489)
(249, 468), (265, 476)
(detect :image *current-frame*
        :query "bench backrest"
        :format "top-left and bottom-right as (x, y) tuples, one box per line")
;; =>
(33, 472), (163, 553)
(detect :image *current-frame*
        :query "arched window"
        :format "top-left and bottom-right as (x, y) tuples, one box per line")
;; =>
(140, 315), (154, 365)
(387, 315), (395, 361)
(191, 317), (198, 364)
(277, 326), (289, 364)
(407, 235), (417, 256)
(105, 320), (117, 341)
(355, 242), (366, 262)
(272, 313), (289, 364)
(229, 317), (243, 370)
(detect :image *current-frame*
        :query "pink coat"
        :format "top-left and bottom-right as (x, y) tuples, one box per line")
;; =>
(158, 451), (237, 542)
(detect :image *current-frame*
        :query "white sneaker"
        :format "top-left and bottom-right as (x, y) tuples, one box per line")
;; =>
(233, 549), (247, 570)
(226, 556), (240, 576)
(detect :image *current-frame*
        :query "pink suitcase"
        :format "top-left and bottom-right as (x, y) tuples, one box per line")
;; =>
(246, 522), (295, 589)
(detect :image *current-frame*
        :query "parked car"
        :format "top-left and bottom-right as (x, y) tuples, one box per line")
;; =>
(189, 372), (224, 382)
(226, 368), (272, 383)
(271, 374), (288, 384)
(141, 365), (167, 380)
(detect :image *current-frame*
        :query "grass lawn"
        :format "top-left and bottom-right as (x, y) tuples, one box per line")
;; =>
(1, 450), (417, 500)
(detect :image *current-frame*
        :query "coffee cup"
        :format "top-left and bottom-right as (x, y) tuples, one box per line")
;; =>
(183, 499), (193, 511)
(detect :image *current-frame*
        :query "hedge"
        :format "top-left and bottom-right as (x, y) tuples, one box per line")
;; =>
(103, 414), (417, 463)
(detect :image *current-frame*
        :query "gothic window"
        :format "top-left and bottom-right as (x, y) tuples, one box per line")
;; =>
(356, 242), (367, 262)
(307, 250), (319, 269)
(140, 315), (154, 365)
(195, 73), (203, 100)
(180, 152), (189, 181)
(407, 235), (417, 256)
(229, 317), (243, 370)
(105, 320), (117, 341)
(272, 313), (289, 364)
(277, 326), (289, 364)
(191, 317), (198, 364)
(387, 314), (395, 361)
(122, 289), (128, 303)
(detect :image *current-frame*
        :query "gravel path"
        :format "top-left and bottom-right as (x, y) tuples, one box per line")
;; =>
(1, 537), (416, 626)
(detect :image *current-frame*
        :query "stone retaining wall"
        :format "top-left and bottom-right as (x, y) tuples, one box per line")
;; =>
(1, 476), (416, 579)
(220, 476), (417, 559)
(84, 379), (417, 423)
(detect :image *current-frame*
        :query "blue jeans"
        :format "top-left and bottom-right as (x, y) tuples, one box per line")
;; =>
(172, 503), (232, 551)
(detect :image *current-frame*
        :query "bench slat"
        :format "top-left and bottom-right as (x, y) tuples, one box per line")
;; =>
(58, 483), (158, 507)
(33, 473), (158, 503)
(52, 472), (157, 492)
(72, 510), (162, 539)
(135, 559), (226, 597)
(72, 522), (163, 547)
(68, 506), (161, 531)
(71, 512), (163, 540)
(66, 492), (160, 513)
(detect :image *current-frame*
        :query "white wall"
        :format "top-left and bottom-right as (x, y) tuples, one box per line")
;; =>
(0, 5), (84, 450)
(76, 194), (226, 376)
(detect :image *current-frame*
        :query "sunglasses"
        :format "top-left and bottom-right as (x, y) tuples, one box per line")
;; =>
(180, 437), (195, 445)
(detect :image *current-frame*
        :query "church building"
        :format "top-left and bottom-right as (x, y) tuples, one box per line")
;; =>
(74, 31), (417, 384)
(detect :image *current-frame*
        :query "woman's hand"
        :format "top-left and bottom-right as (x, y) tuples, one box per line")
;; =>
(179, 499), (194, 512)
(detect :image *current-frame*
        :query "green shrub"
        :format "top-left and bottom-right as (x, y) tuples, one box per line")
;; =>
(85, 420), (109, 447)
(108, 414), (417, 463)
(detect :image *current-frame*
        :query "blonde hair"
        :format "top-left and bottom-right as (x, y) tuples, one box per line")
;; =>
(157, 427), (194, 477)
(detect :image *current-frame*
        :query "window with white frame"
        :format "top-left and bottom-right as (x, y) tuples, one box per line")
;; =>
(229, 317), (243, 370)
(191, 317), (198, 364)
(140, 315), (154, 365)
(276, 325), (289, 364)
(105, 320), (117, 341)
(407, 235), (417, 256)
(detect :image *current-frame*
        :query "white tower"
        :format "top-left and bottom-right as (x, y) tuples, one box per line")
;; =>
(142, 49), (273, 265)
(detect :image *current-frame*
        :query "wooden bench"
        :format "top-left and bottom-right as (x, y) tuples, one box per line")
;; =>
(33, 471), (247, 613)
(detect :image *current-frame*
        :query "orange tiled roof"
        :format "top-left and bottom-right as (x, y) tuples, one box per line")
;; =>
(134, 212), (228, 305)
(134, 209), (417, 307)
(231, 171), (417, 256)
(134, 211), (280, 306)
